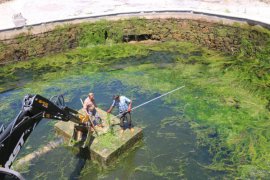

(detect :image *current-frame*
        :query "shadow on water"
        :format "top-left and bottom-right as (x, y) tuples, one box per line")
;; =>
(69, 133), (98, 179)
(69, 147), (90, 180)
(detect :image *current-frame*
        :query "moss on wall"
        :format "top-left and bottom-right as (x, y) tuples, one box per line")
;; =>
(1, 18), (270, 64)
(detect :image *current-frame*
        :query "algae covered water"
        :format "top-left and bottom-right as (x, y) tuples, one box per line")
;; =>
(0, 42), (269, 179)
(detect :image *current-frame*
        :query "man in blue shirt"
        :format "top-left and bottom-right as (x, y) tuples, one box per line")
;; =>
(107, 95), (133, 133)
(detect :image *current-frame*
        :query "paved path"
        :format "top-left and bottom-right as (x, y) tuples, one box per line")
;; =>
(0, 0), (270, 31)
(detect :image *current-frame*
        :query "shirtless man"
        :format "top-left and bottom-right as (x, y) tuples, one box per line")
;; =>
(83, 92), (101, 126)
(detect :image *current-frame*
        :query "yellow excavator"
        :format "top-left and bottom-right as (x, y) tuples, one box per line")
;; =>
(0, 94), (88, 180)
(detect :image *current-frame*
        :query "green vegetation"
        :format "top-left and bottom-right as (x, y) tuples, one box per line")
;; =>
(0, 43), (149, 126)
(1, 18), (270, 178)
(94, 132), (121, 151)
(107, 41), (270, 178)
(2, 17), (270, 64)
(1, 40), (269, 178)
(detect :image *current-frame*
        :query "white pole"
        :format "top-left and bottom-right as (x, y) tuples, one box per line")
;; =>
(131, 85), (185, 111)
(111, 85), (185, 120)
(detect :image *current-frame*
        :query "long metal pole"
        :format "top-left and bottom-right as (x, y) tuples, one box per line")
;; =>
(131, 85), (185, 111)
(113, 85), (185, 119)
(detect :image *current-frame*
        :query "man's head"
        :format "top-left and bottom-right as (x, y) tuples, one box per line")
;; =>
(88, 92), (95, 100)
(113, 95), (120, 101)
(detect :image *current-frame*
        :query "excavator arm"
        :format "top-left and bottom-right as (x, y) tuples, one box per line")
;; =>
(0, 94), (82, 174)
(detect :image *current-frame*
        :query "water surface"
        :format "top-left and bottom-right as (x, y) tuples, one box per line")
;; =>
(0, 50), (222, 179)
(2, 42), (267, 178)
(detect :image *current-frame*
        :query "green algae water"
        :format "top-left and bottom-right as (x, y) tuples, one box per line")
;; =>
(0, 42), (269, 179)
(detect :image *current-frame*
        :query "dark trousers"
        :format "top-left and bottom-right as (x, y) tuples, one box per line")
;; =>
(120, 112), (132, 129)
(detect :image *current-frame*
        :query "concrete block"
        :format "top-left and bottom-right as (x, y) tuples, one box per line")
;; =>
(54, 108), (143, 165)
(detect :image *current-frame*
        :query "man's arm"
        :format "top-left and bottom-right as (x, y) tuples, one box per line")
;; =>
(128, 100), (132, 112)
(107, 100), (115, 113)
(93, 100), (98, 108)
(107, 106), (113, 113)
(83, 99), (89, 114)
(124, 96), (132, 112)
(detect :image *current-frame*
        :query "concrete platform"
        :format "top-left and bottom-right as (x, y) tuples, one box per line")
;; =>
(54, 108), (143, 166)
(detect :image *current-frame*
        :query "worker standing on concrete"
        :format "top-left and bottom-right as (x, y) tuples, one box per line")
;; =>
(107, 95), (133, 134)
(83, 92), (103, 126)
(74, 92), (101, 141)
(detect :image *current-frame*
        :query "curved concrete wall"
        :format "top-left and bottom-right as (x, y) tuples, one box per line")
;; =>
(0, 12), (269, 64)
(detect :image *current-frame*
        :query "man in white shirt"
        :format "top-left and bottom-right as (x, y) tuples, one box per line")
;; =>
(107, 95), (133, 134)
